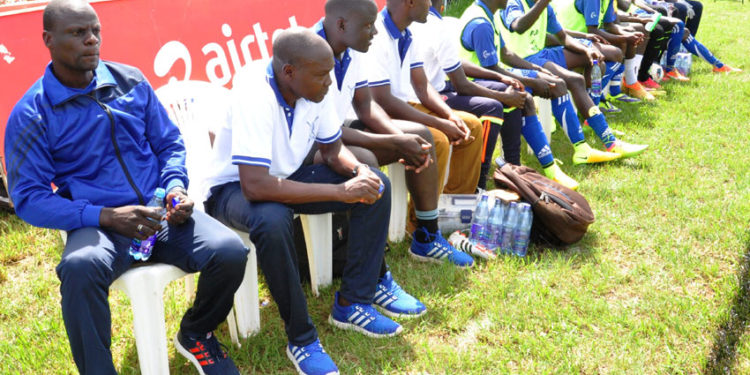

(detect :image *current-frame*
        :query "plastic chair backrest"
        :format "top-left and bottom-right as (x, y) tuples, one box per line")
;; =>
(155, 80), (232, 210)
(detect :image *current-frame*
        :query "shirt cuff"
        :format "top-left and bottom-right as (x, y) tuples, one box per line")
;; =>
(165, 179), (186, 194)
(81, 204), (104, 227)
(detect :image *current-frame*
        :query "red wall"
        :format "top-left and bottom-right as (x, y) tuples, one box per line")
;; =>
(0, 0), (385, 172)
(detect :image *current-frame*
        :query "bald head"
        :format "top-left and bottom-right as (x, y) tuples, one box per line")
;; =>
(325, 0), (378, 19)
(43, 0), (95, 31)
(272, 27), (333, 69)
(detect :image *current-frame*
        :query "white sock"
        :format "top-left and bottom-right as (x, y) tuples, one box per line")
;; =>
(632, 54), (644, 82)
(624, 57), (638, 85)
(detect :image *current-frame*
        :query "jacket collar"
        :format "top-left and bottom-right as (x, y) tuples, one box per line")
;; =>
(42, 60), (116, 106)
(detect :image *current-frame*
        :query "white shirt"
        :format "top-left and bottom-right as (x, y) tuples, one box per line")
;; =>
(204, 60), (342, 197)
(314, 22), (370, 121)
(410, 8), (463, 93)
(367, 8), (424, 102)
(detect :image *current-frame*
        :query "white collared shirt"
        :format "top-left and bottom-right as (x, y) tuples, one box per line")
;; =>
(204, 60), (342, 197)
(410, 9), (463, 93)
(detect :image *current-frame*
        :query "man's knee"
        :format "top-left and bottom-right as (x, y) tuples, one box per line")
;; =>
(247, 203), (294, 244)
(207, 231), (248, 272)
(57, 250), (109, 292)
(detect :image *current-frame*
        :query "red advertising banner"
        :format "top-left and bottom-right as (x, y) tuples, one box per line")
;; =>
(0, 0), (384, 173)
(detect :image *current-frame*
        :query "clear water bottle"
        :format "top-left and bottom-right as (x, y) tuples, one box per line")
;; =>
(487, 198), (505, 253)
(129, 188), (166, 261)
(500, 202), (519, 254)
(512, 203), (533, 257)
(590, 60), (602, 99)
(469, 194), (490, 246)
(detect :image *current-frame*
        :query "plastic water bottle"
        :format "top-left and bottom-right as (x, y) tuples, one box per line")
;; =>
(500, 202), (519, 254)
(129, 188), (166, 261)
(590, 60), (602, 99)
(469, 194), (490, 246)
(487, 198), (505, 253)
(512, 203), (533, 257)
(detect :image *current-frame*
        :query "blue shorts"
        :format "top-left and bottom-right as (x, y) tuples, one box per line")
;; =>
(505, 67), (538, 78)
(575, 38), (593, 47)
(524, 46), (568, 69)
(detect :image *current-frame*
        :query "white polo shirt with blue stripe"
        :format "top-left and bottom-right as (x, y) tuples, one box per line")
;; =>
(204, 60), (342, 197)
(314, 20), (370, 121)
(410, 7), (463, 93)
(367, 8), (424, 102)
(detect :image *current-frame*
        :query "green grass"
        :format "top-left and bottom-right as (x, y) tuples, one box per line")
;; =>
(2, 2), (750, 374)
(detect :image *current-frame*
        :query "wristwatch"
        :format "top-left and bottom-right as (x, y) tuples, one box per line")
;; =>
(352, 163), (367, 177)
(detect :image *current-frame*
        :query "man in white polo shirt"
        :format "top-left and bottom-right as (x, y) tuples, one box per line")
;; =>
(204, 29), (400, 375)
(316, 0), (475, 274)
(366, 0), (484, 266)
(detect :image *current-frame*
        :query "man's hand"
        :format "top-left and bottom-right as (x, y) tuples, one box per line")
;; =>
(585, 33), (609, 44)
(448, 113), (475, 145)
(393, 134), (433, 173)
(624, 31), (645, 45)
(585, 48), (605, 65)
(341, 166), (383, 204)
(166, 188), (194, 225)
(501, 76), (525, 91)
(500, 86), (527, 108)
(100, 206), (164, 240)
(536, 65), (554, 76)
(526, 78), (556, 98)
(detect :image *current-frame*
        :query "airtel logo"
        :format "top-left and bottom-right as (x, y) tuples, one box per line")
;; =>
(153, 17), (299, 86)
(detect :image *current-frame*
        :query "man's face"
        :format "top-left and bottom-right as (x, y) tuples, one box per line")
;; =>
(410, 0), (431, 23)
(43, 6), (101, 74)
(342, 5), (378, 53)
(291, 55), (335, 103)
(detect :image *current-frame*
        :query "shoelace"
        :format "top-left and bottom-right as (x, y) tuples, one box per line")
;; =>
(200, 334), (229, 363)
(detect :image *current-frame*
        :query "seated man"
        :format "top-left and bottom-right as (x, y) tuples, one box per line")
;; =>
(459, 0), (646, 165)
(367, 0), (484, 266)
(551, 0), (655, 101)
(4, 0), (248, 374)
(631, 0), (741, 78)
(315, 0), (431, 317)
(412, 0), (579, 190)
(615, 2), (672, 91)
(204, 28), (401, 375)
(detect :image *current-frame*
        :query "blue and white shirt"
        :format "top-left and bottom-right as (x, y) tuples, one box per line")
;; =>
(367, 8), (425, 102)
(501, 0), (564, 34)
(314, 20), (370, 121)
(460, 0), (507, 67)
(205, 60), (342, 195)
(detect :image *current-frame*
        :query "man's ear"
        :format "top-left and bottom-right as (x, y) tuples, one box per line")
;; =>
(282, 63), (295, 79)
(337, 16), (347, 32)
(43, 30), (53, 49)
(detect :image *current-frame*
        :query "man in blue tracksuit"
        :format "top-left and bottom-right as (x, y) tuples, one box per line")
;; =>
(4, 1), (246, 374)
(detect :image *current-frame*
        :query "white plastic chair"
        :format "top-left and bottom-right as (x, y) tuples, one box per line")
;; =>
(58, 231), (195, 375)
(529, 97), (555, 155)
(386, 163), (408, 242)
(156, 80), (334, 297)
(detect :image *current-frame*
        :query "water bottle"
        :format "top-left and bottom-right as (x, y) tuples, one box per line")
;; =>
(487, 198), (505, 253)
(512, 203), (533, 257)
(500, 202), (519, 254)
(129, 188), (166, 261)
(469, 194), (490, 246)
(590, 60), (602, 99)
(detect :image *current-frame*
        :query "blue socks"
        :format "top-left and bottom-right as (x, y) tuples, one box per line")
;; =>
(592, 61), (620, 104)
(666, 21), (685, 71)
(608, 62), (625, 96)
(550, 95), (585, 144)
(683, 35), (722, 67)
(521, 115), (555, 167)
(586, 112), (617, 149)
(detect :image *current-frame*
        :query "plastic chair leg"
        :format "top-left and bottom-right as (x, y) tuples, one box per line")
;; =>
(111, 264), (187, 375)
(227, 231), (261, 339)
(300, 213), (332, 296)
(531, 97), (554, 156)
(386, 163), (408, 242)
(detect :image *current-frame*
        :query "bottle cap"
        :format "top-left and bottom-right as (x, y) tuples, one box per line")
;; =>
(155, 188), (166, 198)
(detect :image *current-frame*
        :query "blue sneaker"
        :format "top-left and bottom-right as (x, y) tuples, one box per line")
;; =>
(328, 292), (403, 338)
(374, 271), (426, 318)
(174, 330), (239, 375)
(409, 228), (474, 267)
(286, 339), (339, 375)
